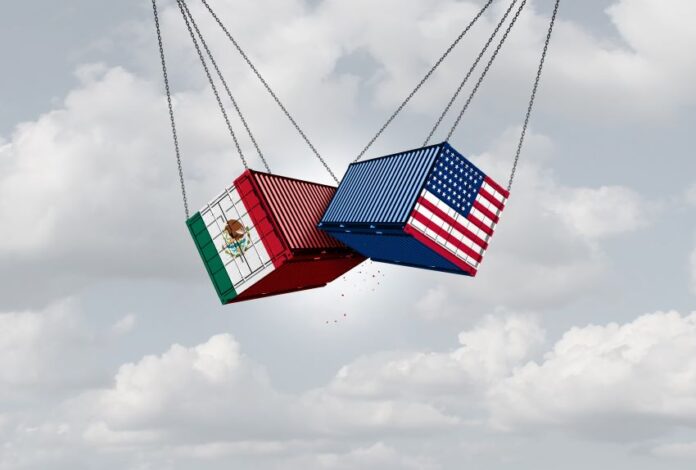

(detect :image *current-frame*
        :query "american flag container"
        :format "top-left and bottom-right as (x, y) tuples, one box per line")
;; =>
(318, 142), (509, 276)
(187, 170), (365, 304)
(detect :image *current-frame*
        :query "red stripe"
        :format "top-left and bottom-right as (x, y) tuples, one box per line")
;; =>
(410, 211), (483, 263)
(473, 200), (499, 224)
(416, 196), (488, 249)
(479, 188), (505, 211)
(467, 210), (494, 237)
(484, 176), (510, 199)
(235, 171), (288, 268)
(404, 225), (477, 276)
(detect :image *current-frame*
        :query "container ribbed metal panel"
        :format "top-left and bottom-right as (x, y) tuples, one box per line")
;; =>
(188, 170), (365, 304)
(320, 144), (442, 226)
(318, 142), (510, 277)
(252, 172), (345, 250)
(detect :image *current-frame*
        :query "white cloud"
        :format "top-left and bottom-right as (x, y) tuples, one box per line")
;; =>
(437, 129), (614, 309)
(110, 314), (137, 336)
(686, 184), (696, 206)
(0, 0), (675, 312)
(489, 311), (696, 439)
(87, 333), (456, 450)
(324, 315), (544, 404)
(293, 442), (440, 470)
(547, 186), (649, 239)
(0, 299), (101, 396)
(6, 310), (696, 467)
(652, 440), (696, 460)
(690, 242), (696, 295)
(415, 285), (455, 321)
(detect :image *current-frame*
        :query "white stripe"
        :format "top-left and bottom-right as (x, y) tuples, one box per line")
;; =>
(470, 206), (495, 230)
(482, 182), (506, 203)
(475, 193), (500, 216)
(408, 218), (481, 268)
(421, 189), (493, 242)
(201, 184), (276, 294)
(412, 203), (486, 254)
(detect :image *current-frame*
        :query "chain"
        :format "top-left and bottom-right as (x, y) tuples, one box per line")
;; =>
(508, 0), (560, 193)
(179, 1), (271, 173)
(446, 0), (527, 141)
(424, 0), (518, 146)
(199, 0), (338, 183)
(353, 0), (495, 162)
(176, 0), (248, 169)
(153, 0), (190, 219)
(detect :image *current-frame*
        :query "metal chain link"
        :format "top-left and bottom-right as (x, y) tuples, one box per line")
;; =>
(446, 0), (527, 141)
(179, 1), (271, 173)
(199, 0), (338, 183)
(176, 0), (248, 169)
(424, 0), (518, 146)
(508, 0), (560, 193)
(354, 0), (495, 162)
(153, 0), (190, 219)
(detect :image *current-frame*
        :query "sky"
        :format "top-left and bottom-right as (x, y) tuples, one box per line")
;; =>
(1, 0), (695, 468)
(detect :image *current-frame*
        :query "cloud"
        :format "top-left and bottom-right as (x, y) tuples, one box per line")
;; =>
(6, 309), (696, 468)
(86, 333), (456, 451)
(323, 314), (544, 413)
(690, 242), (696, 295)
(686, 184), (696, 206)
(110, 314), (137, 336)
(546, 186), (650, 239)
(489, 311), (696, 440)
(430, 129), (615, 309)
(0, 66), (205, 309)
(0, 0), (676, 313)
(0, 299), (102, 400)
(652, 441), (696, 460)
(288, 442), (440, 470)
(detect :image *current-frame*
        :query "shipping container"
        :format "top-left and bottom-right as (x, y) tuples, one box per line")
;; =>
(319, 142), (509, 276)
(188, 170), (366, 304)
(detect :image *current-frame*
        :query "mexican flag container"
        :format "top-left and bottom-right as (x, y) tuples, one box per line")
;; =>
(187, 170), (366, 304)
(318, 142), (509, 276)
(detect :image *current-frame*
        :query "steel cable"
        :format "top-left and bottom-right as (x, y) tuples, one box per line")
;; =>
(153, 0), (190, 219)
(353, 0), (496, 162)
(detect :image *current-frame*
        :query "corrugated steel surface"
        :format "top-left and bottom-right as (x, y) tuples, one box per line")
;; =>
(320, 144), (442, 225)
(189, 169), (365, 305)
(328, 231), (466, 275)
(245, 171), (347, 251)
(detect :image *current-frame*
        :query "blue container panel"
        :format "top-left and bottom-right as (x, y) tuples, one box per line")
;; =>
(325, 231), (469, 276)
(321, 144), (442, 225)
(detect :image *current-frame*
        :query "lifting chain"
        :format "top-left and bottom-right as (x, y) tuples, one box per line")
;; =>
(200, 0), (338, 183)
(424, 0), (519, 145)
(176, 0), (249, 170)
(445, 0), (528, 141)
(152, 0), (190, 219)
(353, 0), (495, 162)
(179, 0), (271, 173)
(507, 0), (560, 193)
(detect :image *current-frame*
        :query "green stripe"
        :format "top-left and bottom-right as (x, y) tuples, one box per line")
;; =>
(187, 213), (238, 304)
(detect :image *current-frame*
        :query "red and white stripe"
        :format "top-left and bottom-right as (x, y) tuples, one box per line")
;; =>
(404, 176), (509, 275)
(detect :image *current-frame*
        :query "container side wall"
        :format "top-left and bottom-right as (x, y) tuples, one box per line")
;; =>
(197, 180), (279, 300)
(320, 144), (441, 226)
(187, 212), (238, 304)
(325, 230), (468, 275)
(249, 171), (349, 251)
(404, 142), (507, 275)
(231, 256), (365, 303)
